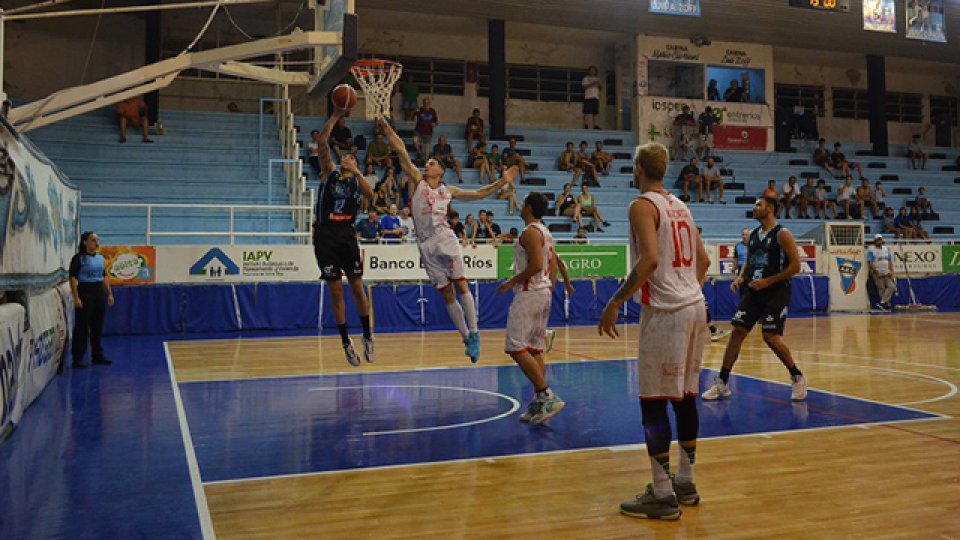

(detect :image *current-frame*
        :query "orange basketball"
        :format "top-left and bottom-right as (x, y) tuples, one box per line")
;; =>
(332, 84), (358, 110)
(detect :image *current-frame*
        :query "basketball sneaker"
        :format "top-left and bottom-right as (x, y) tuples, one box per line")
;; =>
(519, 399), (539, 423)
(701, 377), (731, 400)
(465, 332), (480, 364)
(671, 475), (700, 506)
(791, 374), (808, 401)
(343, 340), (361, 367)
(710, 329), (731, 342)
(529, 393), (565, 425)
(620, 484), (682, 520)
(545, 329), (557, 353)
(362, 336), (375, 363)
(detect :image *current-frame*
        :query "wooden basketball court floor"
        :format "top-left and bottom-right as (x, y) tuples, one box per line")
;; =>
(3, 313), (959, 539)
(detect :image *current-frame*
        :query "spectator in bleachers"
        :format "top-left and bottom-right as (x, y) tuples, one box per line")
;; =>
(372, 170), (400, 214)
(502, 138), (528, 184)
(856, 178), (880, 219)
(463, 214), (476, 245)
(487, 211), (503, 238)
(497, 227), (519, 245)
(557, 183), (584, 228)
(577, 141), (600, 187)
(591, 141), (613, 177)
(763, 179), (778, 200)
(400, 205), (415, 239)
(380, 204), (405, 244)
(706, 79), (721, 102)
(347, 145), (361, 164)
(875, 181), (887, 209)
(578, 183), (610, 232)
(671, 105), (697, 161)
(497, 178), (520, 215)
(724, 80), (745, 103)
(581, 65), (602, 130)
(908, 134), (928, 170)
(907, 207), (932, 243)
(361, 164), (378, 213)
(355, 211), (381, 244)
(697, 106), (719, 159)
(413, 98), (439, 162)
(365, 133), (395, 170)
(308, 130), (322, 177)
(465, 108), (485, 149)
(573, 225), (589, 244)
(895, 207), (915, 239)
(472, 209), (495, 245)
(432, 135), (465, 184)
(448, 210), (465, 244)
(733, 228), (750, 275)
(471, 141), (496, 184)
(830, 143), (864, 179)
(837, 176), (856, 219)
(396, 168), (413, 209)
(815, 179), (838, 219)
(488, 144), (504, 179)
(880, 207), (908, 239)
(679, 157), (703, 202)
(559, 142), (583, 186)
(399, 74), (419, 121)
(329, 117), (352, 161)
(781, 176), (800, 218)
(702, 156), (725, 204)
(813, 138), (836, 178)
(915, 187), (934, 216)
(867, 234), (896, 311)
(116, 96), (153, 144)
(798, 177), (817, 218)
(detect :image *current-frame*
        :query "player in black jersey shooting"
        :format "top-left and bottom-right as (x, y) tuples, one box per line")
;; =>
(703, 196), (808, 401)
(314, 108), (377, 366)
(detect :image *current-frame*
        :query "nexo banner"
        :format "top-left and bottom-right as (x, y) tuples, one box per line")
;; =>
(889, 244), (940, 275)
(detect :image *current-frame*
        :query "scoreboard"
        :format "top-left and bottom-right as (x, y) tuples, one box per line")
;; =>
(788, 0), (850, 12)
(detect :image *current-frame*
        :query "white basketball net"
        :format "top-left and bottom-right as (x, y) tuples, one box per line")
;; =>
(350, 60), (403, 120)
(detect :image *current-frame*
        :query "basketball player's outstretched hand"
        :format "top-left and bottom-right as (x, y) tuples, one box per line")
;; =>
(598, 303), (620, 338)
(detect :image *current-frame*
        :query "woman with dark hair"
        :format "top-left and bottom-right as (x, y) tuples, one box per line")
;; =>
(68, 231), (114, 368)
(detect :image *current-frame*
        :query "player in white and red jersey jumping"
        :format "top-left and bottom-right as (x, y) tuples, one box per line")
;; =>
(599, 142), (711, 521)
(497, 192), (564, 425)
(379, 119), (517, 362)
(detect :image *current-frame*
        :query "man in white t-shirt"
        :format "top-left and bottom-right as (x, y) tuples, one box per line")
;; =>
(836, 176), (856, 219)
(581, 65), (602, 130)
(702, 157), (725, 204)
(867, 234), (896, 311)
(908, 134), (928, 170)
(781, 176), (799, 219)
(399, 206), (415, 241)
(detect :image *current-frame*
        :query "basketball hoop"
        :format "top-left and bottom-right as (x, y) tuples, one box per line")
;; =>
(350, 59), (403, 120)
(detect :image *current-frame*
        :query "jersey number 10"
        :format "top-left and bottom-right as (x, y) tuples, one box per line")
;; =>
(671, 221), (694, 268)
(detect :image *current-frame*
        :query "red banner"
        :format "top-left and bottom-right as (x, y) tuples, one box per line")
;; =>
(713, 125), (767, 151)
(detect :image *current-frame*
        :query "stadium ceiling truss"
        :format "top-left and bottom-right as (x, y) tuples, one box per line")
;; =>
(1, 0), (355, 132)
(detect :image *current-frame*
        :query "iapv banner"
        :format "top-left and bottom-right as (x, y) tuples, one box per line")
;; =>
(497, 244), (628, 279)
(363, 244), (497, 282)
(649, 0), (700, 17)
(155, 245), (319, 283)
(101, 246), (156, 285)
(906, 0), (946, 43)
(0, 117), (81, 289)
(889, 243), (941, 275)
(0, 303), (26, 441)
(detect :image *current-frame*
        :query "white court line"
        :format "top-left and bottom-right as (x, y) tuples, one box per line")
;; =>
(307, 385), (520, 436)
(164, 342), (216, 540)
(201, 415), (947, 486)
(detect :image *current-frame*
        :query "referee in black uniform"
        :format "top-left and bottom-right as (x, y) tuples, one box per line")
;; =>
(702, 196), (807, 401)
(69, 231), (114, 368)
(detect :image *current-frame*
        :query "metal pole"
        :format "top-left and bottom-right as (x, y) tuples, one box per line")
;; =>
(229, 207), (235, 245)
(6, 0), (273, 21)
(0, 10), (6, 106)
(146, 206), (152, 245)
(6, 0), (79, 16)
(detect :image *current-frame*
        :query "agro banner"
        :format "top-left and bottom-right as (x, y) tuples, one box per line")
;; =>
(888, 244), (941, 275)
(21, 288), (68, 412)
(0, 117), (81, 289)
(498, 244), (628, 279)
(713, 126), (768, 151)
(101, 246), (156, 285)
(0, 303), (26, 441)
(906, 0), (946, 43)
(716, 244), (819, 276)
(942, 245), (960, 273)
(649, 0), (700, 17)
(155, 245), (319, 283)
(362, 244), (497, 282)
(864, 0), (897, 33)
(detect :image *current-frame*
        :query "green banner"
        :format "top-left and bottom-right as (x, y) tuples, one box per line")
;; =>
(497, 244), (628, 279)
(942, 245), (960, 273)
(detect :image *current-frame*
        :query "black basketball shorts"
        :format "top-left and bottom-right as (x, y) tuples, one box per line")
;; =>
(313, 226), (363, 281)
(730, 286), (791, 335)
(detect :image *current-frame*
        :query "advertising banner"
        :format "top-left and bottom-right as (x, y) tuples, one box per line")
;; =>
(712, 125), (768, 151)
(362, 244), (497, 282)
(717, 244), (819, 276)
(21, 288), (68, 412)
(827, 246), (869, 311)
(649, 0), (700, 17)
(942, 245), (960, 273)
(0, 303), (26, 440)
(864, 0), (897, 33)
(636, 36), (774, 69)
(0, 118), (81, 289)
(906, 0), (946, 43)
(498, 245), (628, 279)
(101, 246), (157, 285)
(888, 244), (941, 275)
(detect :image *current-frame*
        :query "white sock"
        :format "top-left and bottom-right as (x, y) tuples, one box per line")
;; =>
(459, 290), (479, 333)
(446, 300), (469, 339)
(677, 446), (695, 482)
(650, 456), (673, 499)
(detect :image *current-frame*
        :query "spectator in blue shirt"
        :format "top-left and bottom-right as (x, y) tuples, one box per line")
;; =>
(907, 207), (932, 243)
(733, 228), (750, 276)
(68, 231), (114, 369)
(356, 211), (381, 244)
(379, 204), (404, 244)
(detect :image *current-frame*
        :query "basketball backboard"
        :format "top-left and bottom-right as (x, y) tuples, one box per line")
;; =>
(307, 0), (358, 98)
